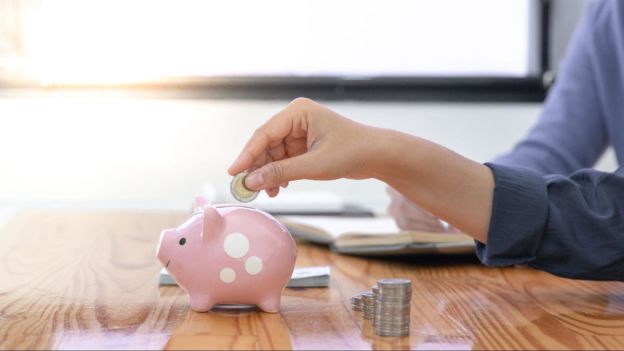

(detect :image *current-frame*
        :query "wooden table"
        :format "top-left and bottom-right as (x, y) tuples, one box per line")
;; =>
(1, 211), (624, 350)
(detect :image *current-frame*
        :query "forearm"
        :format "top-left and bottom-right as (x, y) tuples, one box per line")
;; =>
(371, 129), (494, 242)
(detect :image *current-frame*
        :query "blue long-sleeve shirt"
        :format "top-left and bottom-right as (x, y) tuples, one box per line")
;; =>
(476, 0), (624, 280)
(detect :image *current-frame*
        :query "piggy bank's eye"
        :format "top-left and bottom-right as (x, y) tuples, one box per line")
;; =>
(179, 237), (186, 246)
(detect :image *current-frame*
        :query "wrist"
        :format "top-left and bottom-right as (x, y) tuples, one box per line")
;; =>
(369, 128), (493, 241)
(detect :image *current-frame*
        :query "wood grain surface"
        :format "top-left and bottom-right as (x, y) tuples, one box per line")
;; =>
(1, 211), (624, 350)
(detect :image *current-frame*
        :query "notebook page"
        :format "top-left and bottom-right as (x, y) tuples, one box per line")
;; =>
(280, 216), (401, 240)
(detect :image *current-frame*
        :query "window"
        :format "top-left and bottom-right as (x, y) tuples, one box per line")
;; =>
(0, 0), (545, 100)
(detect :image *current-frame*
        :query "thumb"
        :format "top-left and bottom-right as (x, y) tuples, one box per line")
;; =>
(244, 153), (319, 190)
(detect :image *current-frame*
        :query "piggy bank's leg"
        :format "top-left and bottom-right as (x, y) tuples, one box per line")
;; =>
(189, 294), (215, 312)
(257, 293), (282, 313)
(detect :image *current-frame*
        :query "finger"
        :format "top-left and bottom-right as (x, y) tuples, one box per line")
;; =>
(447, 225), (461, 233)
(398, 202), (445, 228)
(396, 217), (410, 231)
(268, 143), (287, 161)
(387, 200), (399, 217)
(280, 181), (289, 188)
(228, 100), (308, 175)
(228, 128), (273, 176)
(385, 186), (400, 197)
(266, 187), (279, 197)
(244, 151), (320, 190)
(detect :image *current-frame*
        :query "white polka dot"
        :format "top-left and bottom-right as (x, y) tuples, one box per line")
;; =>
(244, 256), (263, 275)
(223, 232), (249, 258)
(219, 267), (236, 283)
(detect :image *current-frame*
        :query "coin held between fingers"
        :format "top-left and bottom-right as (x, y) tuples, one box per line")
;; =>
(230, 172), (259, 203)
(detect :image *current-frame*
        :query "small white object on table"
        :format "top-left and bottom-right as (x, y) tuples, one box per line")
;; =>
(160, 265), (331, 288)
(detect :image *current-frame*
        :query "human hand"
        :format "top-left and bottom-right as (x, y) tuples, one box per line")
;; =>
(386, 187), (455, 232)
(228, 98), (493, 241)
(227, 98), (384, 197)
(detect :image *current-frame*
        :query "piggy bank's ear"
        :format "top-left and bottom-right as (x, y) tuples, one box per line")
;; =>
(193, 195), (210, 213)
(202, 206), (224, 241)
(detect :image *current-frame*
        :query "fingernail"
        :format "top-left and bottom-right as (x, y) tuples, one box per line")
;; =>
(245, 172), (264, 190)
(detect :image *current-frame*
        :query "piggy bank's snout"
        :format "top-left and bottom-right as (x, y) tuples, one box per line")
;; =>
(157, 228), (175, 265)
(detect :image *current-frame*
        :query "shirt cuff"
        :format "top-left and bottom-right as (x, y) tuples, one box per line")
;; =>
(475, 163), (549, 267)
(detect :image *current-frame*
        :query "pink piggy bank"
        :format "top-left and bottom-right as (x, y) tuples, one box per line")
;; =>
(157, 197), (297, 313)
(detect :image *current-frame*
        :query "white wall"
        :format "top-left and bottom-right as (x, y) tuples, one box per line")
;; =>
(0, 93), (616, 214)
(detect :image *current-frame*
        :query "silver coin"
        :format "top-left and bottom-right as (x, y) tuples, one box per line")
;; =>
(376, 330), (410, 337)
(373, 278), (413, 337)
(376, 324), (410, 328)
(378, 300), (411, 304)
(376, 327), (410, 332)
(376, 326), (410, 332)
(230, 171), (259, 202)
(360, 292), (375, 319)
(352, 291), (368, 301)
(376, 320), (411, 325)
(378, 294), (412, 299)
(361, 292), (374, 303)
(377, 310), (411, 315)
(378, 289), (412, 295)
(379, 294), (412, 299)
(377, 278), (412, 286)
(376, 323), (410, 328)
(376, 323), (411, 328)
(379, 291), (411, 296)
(351, 294), (364, 311)
(377, 308), (410, 316)
(376, 321), (410, 325)
(351, 296), (362, 305)
(378, 288), (412, 292)
(378, 310), (409, 314)
(378, 301), (411, 306)
(378, 302), (411, 306)
(376, 324), (411, 329)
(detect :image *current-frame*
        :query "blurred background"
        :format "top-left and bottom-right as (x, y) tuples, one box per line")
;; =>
(0, 0), (613, 221)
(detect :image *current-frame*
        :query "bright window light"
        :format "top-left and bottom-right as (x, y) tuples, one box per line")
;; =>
(21, 0), (537, 84)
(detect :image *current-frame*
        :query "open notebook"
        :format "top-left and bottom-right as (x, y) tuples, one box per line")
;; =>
(278, 216), (475, 256)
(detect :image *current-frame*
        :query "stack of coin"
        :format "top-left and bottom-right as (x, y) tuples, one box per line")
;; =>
(372, 285), (379, 326)
(374, 278), (412, 337)
(361, 292), (375, 320)
(350, 292), (366, 312)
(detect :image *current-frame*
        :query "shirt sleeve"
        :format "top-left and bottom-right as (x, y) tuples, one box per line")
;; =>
(476, 162), (624, 281)
(493, 0), (610, 175)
